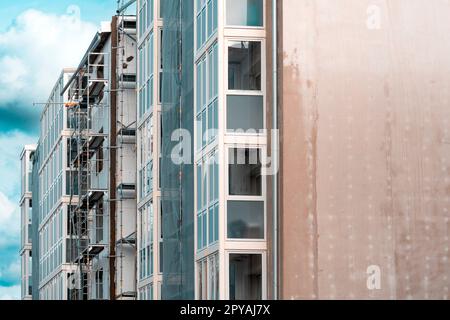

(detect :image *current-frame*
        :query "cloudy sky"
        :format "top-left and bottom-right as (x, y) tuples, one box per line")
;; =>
(0, 0), (116, 300)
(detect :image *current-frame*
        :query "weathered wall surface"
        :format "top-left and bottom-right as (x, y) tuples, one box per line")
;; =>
(280, 0), (450, 299)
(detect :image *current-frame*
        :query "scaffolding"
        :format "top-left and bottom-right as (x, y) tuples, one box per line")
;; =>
(67, 48), (110, 300)
(66, 6), (137, 299)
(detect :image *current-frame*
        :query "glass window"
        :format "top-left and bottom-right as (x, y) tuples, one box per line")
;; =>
(214, 204), (219, 242)
(196, 14), (202, 49)
(207, 0), (213, 38)
(197, 214), (203, 250)
(212, 0), (218, 31)
(209, 158), (214, 202)
(229, 148), (262, 196)
(159, 0), (165, 18)
(207, 100), (218, 143)
(227, 0), (263, 27)
(228, 41), (261, 90)
(96, 269), (104, 300)
(208, 50), (214, 101)
(202, 159), (208, 208)
(201, 109), (207, 149)
(229, 254), (262, 300)
(227, 201), (264, 239)
(197, 152), (219, 249)
(202, 210), (207, 246)
(147, 0), (154, 28)
(197, 163), (202, 211)
(196, 114), (202, 151)
(208, 206), (214, 244)
(227, 95), (263, 131)
(196, 63), (202, 113)
(196, 0), (217, 50)
(202, 58), (207, 108)
(201, 9), (206, 46)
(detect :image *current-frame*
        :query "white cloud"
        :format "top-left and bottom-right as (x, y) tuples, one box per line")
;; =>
(0, 192), (17, 236)
(0, 130), (36, 247)
(0, 56), (27, 95)
(0, 131), (36, 198)
(0, 7), (99, 105)
(0, 259), (20, 282)
(0, 285), (20, 300)
(0, 131), (35, 286)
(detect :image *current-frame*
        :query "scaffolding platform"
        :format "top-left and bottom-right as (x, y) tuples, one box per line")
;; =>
(116, 232), (136, 246)
(74, 244), (106, 264)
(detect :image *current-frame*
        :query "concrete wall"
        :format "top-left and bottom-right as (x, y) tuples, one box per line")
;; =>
(280, 0), (450, 299)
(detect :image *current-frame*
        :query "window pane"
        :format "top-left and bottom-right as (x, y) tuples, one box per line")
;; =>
(226, 0), (263, 27)
(214, 204), (219, 242)
(227, 201), (264, 239)
(197, 163), (202, 210)
(147, 0), (153, 27)
(228, 148), (261, 196)
(202, 159), (207, 208)
(196, 15), (202, 49)
(213, 0), (218, 31)
(207, 0), (213, 37)
(201, 8), (206, 47)
(214, 152), (219, 201)
(208, 206), (214, 244)
(228, 41), (261, 90)
(209, 156), (214, 202)
(196, 63), (202, 113)
(202, 110), (207, 148)
(202, 59), (207, 107)
(213, 44), (218, 96)
(227, 95), (263, 131)
(208, 50), (214, 101)
(208, 102), (214, 143)
(202, 211), (207, 246)
(197, 215), (202, 249)
(229, 254), (262, 300)
(213, 100), (218, 139)
(196, 114), (202, 151)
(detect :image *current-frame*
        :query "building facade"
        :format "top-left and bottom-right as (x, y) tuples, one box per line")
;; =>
(139, 0), (270, 300)
(19, 145), (37, 300)
(35, 69), (77, 300)
(193, 0), (267, 300)
(136, 0), (164, 300)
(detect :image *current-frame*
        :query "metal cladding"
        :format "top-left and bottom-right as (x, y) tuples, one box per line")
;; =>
(280, 0), (450, 299)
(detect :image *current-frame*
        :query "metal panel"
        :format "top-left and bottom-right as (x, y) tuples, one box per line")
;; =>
(281, 0), (450, 299)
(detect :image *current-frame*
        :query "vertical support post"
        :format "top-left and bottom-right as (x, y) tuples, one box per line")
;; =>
(272, 0), (279, 301)
(110, 15), (118, 300)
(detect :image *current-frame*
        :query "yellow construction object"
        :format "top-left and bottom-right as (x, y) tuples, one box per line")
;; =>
(65, 102), (79, 108)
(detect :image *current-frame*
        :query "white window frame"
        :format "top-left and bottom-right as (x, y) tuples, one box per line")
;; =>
(225, 250), (267, 300)
(225, 145), (267, 242)
(224, 38), (266, 137)
(224, 0), (266, 30)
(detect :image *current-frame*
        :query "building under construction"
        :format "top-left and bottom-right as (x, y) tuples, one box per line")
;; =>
(63, 14), (137, 300)
(21, 0), (450, 300)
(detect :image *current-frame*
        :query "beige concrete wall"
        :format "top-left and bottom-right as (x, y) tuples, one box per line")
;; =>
(280, 0), (450, 299)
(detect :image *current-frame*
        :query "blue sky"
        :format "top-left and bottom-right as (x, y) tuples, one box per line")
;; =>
(0, 0), (118, 300)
